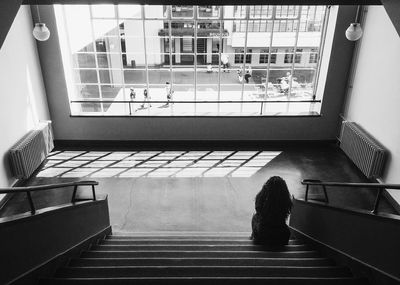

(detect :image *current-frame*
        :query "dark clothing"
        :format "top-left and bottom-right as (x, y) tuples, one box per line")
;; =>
(251, 176), (292, 246)
(251, 213), (290, 245)
(244, 73), (251, 83)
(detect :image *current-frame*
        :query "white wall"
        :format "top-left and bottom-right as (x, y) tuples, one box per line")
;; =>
(344, 6), (400, 203)
(0, 6), (50, 196)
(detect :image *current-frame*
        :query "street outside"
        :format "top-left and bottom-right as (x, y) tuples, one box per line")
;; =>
(77, 68), (319, 116)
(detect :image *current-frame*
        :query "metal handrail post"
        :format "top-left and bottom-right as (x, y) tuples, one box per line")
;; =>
(322, 185), (329, 203)
(92, 185), (97, 201)
(372, 188), (383, 214)
(305, 184), (309, 201)
(26, 191), (35, 215)
(71, 185), (78, 203)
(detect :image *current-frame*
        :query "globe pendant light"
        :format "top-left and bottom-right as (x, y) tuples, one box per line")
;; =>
(33, 5), (50, 41)
(346, 23), (363, 41)
(345, 6), (362, 41)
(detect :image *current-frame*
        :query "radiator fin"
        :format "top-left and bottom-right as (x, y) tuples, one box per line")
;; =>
(340, 121), (386, 179)
(9, 122), (54, 179)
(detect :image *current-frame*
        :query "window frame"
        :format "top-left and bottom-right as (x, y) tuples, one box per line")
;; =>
(58, 4), (328, 117)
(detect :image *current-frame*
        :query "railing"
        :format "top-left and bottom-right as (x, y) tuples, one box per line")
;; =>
(71, 99), (321, 116)
(0, 181), (99, 215)
(301, 179), (400, 214)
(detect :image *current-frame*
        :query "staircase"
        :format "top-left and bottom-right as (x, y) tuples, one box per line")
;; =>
(41, 233), (366, 284)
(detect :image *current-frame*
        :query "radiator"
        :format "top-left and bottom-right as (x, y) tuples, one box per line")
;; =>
(340, 121), (386, 179)
(9, 121), (54, 179)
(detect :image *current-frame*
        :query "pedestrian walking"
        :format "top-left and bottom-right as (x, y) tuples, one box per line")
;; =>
(221, 54), (229, 72)
(165, 82), (173, 106)
(129, 87), (136, 114)
(237, 66), (244, 83)
(141, 88), (151, 108)
(244, 67), (252, 83)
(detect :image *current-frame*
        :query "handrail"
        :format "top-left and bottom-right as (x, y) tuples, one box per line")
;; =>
(0, 181), (99, 194)
(301, 179), (400, 214)
(301, 179), (400, 189)
(0, 180), (99, 215)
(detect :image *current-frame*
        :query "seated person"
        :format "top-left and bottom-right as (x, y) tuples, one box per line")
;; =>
(251, 176), (292, 246)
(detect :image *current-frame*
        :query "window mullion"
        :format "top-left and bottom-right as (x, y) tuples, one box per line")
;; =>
(194, 5), (198, 115)
(240, 6), (250, 115)
(61, 6), (79, 115)
(288, 6), (302, 103)
(217, 7), (222, 115)
(88, 5), (104, 114)
(168, 6), (173, 114)
(312, 6), (329, 101)
(264, 18), (276, 103)
(141, 5), (150, 115)
(115, 5), (127, 115)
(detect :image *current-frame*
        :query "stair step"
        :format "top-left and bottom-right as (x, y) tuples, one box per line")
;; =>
(101, 239), (304, 245)
(55, 266), (351, 278)
(91, 244), (312, 251)
(81, 250), (321, 258)
(40, 277), (368, 285)
(69, 257), (334, 267)
(107, 235), (259, 240)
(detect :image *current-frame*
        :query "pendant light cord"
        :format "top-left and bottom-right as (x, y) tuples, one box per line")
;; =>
(36, 4), (41, 22)
(355, 5), (361, 23)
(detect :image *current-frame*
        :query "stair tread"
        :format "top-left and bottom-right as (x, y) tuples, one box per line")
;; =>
(83, 250), (317, 253)
(56, 265), (351, 278)
(91, 245), (311, 251)
(63, 265), (342, 268)
(107, 236), (299, 241)
(108, 235), (287, 240)
(81, 250), (321, 258)
(99, 240), (307, 246)
(44, 277), (363, 279)
(72, 257), (329, 259)
(102, 239), (303, 244)
(70, 257), (333, 266)
(41, 276), (367, 283)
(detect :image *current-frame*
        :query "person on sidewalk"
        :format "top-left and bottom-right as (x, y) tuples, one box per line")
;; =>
(129, 87), (136, 114)
(244, 65), (252, 83)
(165, 82), (173, 106)
(141, 88), (151, 108)
(221, 54), (229, 72)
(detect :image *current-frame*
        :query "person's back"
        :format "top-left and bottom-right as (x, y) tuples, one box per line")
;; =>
(251, 176), (292, 246)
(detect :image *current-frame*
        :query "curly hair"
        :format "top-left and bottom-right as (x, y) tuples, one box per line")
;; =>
(255, 176), (292, 223)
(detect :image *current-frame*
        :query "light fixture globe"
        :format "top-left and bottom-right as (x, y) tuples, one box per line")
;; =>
(33, 23), (50, 41)
(345, 23), (363, 41)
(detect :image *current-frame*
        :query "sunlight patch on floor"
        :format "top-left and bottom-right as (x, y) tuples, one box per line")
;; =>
(37, 150), (281, 178)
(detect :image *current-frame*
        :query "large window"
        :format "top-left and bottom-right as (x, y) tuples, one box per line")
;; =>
(57, 5), (328, 116)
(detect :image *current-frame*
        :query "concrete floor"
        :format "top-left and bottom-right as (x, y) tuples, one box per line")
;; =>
(0, 143), (396, 233)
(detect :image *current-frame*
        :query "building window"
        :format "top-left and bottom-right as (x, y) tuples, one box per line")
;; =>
(275, 6), (299, 19)
(284, 49), (293, 64)
(295, 48), (303, 64)
(259, 49), (268, 64)
(249, 6), (273, 19)
(270, 49), (277, 64)
(309, 48), (319, 63)
(284, 48), (302, 64)
(57, 5), (327, 116)
(235, 48), (252, 64)
(259, 48), (277, 64)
